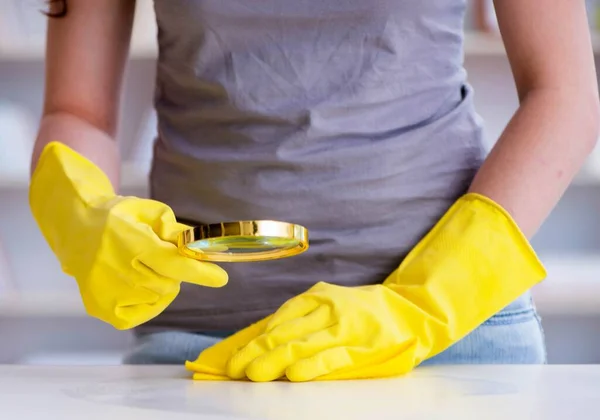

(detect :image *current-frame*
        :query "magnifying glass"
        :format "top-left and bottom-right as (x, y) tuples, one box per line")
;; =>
(177, 220), (309, 262)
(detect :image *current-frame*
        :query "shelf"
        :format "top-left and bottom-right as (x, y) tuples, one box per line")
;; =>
(0, 43), (157, 62)
(0, 162), (149, 191)
(0, 292), (84, 317)
(572, 172), (600, 186)
(3, 164), (599, 191)
(464, 31), (600, 56)
(120, 162), (150, 189)
(532, 254), (600, 316)
(0, 1), (158, 63)
(463, 32), (507, 56)
(3, 31), (600, 63)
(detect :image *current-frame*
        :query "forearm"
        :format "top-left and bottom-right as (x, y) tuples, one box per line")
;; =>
(31, 112), (121, 190)
(468, 88), (600, 238)
(32, 0), (135, 191)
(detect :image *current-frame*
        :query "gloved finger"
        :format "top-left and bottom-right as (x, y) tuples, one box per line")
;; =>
(125, 198), (184, 245)
(286, 342), (417, 382)
(129, 264), (182, 296)
(265, 294), (321, 332)
(226, 304), (328, 379)
(127, 209), (227, 287)
(138, 244), (228, 288)
(82, 270), (159, 321)
(317, 344), (417, 381)
(187, 316), (272, 379)
(264, 304), (333, 348)
(156, 218), (191, 245)
(245, 326), (342, 382)
(109, 287), (177, 330)
(285, 345), (361, 382)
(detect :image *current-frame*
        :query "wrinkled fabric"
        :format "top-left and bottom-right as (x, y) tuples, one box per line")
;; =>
(140, 0), (488, 334)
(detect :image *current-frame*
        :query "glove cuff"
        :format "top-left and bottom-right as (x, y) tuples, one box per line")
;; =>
(383, 192), (546, 357)
(28, 141), (116, 268)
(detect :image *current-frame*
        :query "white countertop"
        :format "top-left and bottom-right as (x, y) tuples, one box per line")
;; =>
(1, 365), (599, 419)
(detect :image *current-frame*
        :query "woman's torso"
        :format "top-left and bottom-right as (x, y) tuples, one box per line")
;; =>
(140, 0), (487, 334)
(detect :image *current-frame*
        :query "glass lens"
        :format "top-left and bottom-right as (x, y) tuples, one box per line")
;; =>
(187, 235), (301, 256)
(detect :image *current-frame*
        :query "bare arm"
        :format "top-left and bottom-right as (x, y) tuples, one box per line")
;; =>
(468, 0), (600, 238)
(31, 0), (136, 189)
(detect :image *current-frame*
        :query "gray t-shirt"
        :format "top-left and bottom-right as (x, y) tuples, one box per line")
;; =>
(139, 0), (487, 334)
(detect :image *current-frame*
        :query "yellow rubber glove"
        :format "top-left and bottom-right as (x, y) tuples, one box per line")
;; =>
(29, 141), (228, 330)
(186, 193), (546, 382)
(185, 316), (271, 381)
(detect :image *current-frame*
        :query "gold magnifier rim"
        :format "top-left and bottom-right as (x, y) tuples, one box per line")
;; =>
(177, 220), (309, 262)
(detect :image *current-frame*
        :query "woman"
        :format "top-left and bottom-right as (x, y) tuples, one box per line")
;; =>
(30, 0), (598, 381)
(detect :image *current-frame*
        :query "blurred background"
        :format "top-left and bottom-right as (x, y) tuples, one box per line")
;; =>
(0, 0), (599, 365)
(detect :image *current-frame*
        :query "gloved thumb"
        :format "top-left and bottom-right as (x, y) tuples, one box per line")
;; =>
(152, 209), (193, 245)
(136, 203), (227, 287)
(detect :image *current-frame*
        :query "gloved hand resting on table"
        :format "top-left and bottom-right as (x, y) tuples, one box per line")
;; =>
(29, 141), (228, 330)
(186, 193), (546, 382)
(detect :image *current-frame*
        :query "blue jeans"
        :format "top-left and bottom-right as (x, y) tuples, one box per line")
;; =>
(123, 291), (546, 365)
